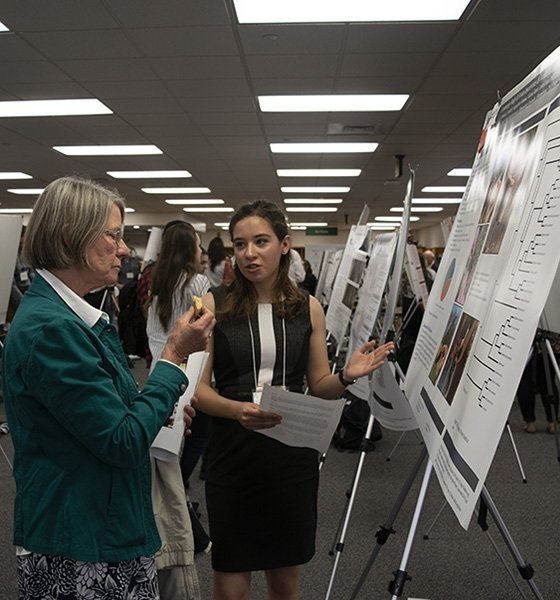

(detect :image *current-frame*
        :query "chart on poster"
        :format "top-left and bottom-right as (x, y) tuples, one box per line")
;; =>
(404, 46), (560, 528)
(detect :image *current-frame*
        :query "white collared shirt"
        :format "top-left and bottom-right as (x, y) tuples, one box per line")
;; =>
(36, 269), (109, 327)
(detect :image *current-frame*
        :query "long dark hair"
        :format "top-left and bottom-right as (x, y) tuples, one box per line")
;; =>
(150, 221), (199, 330)
(207, 236), (226, 272)
(220, 200), (306, 320)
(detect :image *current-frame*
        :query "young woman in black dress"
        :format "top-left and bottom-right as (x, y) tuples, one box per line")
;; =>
(196, 200), (393, 600)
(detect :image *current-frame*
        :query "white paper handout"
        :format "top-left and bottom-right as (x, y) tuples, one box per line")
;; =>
(150, 351), (209, 462)
(257, 385), (346, 454)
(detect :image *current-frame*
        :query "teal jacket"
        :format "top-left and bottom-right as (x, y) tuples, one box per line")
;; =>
(2, 275), (188, 562)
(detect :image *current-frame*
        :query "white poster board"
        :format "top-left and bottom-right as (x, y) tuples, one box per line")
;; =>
(405, 244), (429, 307)
(325, 225), (370, 342)
(404, 45), (560, 529)
(0, 216), (24, 323)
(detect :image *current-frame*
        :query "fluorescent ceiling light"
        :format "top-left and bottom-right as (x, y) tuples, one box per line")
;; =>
(290, 226), (307, 230)
(183, 207), (234, 213)
(412, 197), (461, 204)
(286, 207), (338, 212)
(368, 224), (397, 230)
(8, 188), (44, 195)
(284, 198), (342, 204)
(142, 187), (208, 194)
(0, 172), (32, 180)
(271, 143), (377, 153)
(259, 95), (408, 112)
(133, 225), (140, 229)
(233, 0), (470, 23)
(421, 186), (466, 193)
(391, 207), (443, 213)
(447, 168), (472, 177)
(108, 170), (192, 179)
(289, 222), (328, 227)
(374, 216), (420, 222)
(0, 21), (9, 32)
(281, 186), (350, 193)
(124, 208), (135, 213)
(54, 145), (162, 156)
(165, 199), (223, 205)
(214, 222), (231, 227)
(0, 208), (33, 214)
(0, 98), (112, 118)
(277, 169), (361, 177)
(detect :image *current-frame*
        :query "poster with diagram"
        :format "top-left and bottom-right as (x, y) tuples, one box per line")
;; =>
(347, 232), (397, 399)
(404, 45), (560, 529)
(404, 243), (430, 308)
(325, 225), (370, 343)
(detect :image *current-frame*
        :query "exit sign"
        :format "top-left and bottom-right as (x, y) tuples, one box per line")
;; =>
(305, 226), (338, 236)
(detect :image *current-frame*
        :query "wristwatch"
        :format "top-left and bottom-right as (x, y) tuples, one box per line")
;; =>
(337, 368), (356, 387)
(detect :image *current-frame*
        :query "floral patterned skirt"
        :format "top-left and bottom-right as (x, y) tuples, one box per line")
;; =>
(17, 552), (159, 600)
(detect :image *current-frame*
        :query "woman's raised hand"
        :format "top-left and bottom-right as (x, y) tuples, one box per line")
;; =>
(343, 339), (395, 381)
(161, 305), (216, 365)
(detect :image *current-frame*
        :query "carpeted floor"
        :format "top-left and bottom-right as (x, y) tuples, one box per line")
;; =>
(1, 360), (559, 599)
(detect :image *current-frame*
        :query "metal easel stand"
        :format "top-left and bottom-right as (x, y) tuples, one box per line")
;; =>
(324, 412), (379, 600)
(349, 447), (427, 599)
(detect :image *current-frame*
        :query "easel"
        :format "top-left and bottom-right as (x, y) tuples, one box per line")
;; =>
(324, 168), (417, 600)
(349, 448), (543, 599)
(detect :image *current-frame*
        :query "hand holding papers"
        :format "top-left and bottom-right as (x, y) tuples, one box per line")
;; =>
(150, 351), (209, 462)
(256, 385), (346, 454)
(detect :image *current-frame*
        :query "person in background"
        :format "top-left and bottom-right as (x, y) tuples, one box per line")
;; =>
(206, 236), (228, 288)
(423, 249), (438, 275)
(146, 221), (212, 599)
(2, 176), (214, 600)
(196, 200), (393, 600)
(199, 247), (209, 275)
(288, 248), (305, 284)
(300, 259), (318, 296)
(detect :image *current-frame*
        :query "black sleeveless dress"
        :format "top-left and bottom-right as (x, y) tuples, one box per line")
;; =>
(205, 288), (320, 572)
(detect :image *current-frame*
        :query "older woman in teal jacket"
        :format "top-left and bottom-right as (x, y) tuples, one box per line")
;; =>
(2, 176), (215, 600)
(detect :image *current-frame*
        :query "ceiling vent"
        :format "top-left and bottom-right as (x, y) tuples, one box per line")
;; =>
(327, 123), (385, 135)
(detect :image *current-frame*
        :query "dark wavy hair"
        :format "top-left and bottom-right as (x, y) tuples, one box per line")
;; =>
(207, 235), (226, 272)
(220, 200), (306, 320)
(149, 221), (199, 331)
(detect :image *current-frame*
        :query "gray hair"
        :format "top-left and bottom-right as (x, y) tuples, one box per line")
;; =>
(23, 176), (126, 269)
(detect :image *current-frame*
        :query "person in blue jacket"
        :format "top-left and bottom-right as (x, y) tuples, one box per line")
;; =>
(2, 176), (215, 600)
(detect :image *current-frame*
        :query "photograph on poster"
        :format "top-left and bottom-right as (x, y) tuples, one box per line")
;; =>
(348, 253), (367, 284)
(429, 303), (463, 384)
(455, 224), (489, 305)
(342, 282), (359, 310)
(437, 312), (480, 404)
(439, 257), (456, 302)
(483, 128), (538, 254)
(479, 171), (504, 225)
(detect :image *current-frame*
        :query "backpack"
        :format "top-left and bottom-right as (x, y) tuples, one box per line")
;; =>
(118, 279), (148, 357)
(332, 395), (382, 452)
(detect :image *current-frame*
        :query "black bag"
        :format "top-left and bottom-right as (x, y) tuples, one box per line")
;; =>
(332, 395), (382, 452)
(118, 279), (148, 357)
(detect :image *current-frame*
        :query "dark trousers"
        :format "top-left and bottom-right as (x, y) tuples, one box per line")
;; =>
(517, 351), (559, 423)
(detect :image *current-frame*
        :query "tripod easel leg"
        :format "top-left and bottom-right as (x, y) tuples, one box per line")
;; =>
(480, 486), (544, 600)
(349, 447), (427, 600)
(505, 421), (528, 483)
(388, 460), (433, 599)
(324, 414), (378, 600)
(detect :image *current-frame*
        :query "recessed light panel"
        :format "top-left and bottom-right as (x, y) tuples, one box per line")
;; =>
(0, 208), (33, 213)
(284, 199), (342, 204)
(289, 222), (328, 227)
(260, 95), (408, 112)
(143, 187), (210, 194)
(0, 21), (9, 32)
(277, 169), (361, 177)
(447, 168), (472, 177)
(233, 0), (470, 23)
(286, 207), (338, 212)
(281, 186), (350, 193)
(0, 99), (112, 117)
(271, 143), (377, 153)
(183, 207), (234, 213)
(108, 170), (192, 179)
(165, 199), (223, 205)
(391, 207), (443, 213)
(412, 198), (461, 204)
(8, 188), (44, 195)
(0, 172), (32, 180)
(375, 216), (420, 222)
(421, 186), (466, 193)
(55, 145), (162, 156)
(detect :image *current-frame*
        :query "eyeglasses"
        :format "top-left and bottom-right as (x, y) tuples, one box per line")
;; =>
(103, 229), (124, 245)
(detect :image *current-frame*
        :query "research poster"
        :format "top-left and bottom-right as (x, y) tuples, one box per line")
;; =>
(317, 248), (343, 307)
(405, 243), (429, 308)
(404, 46), (560, 529)
(325, 225), (370, 343)
(347, 232), (397, 400)
(0, 215), (23, 324)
